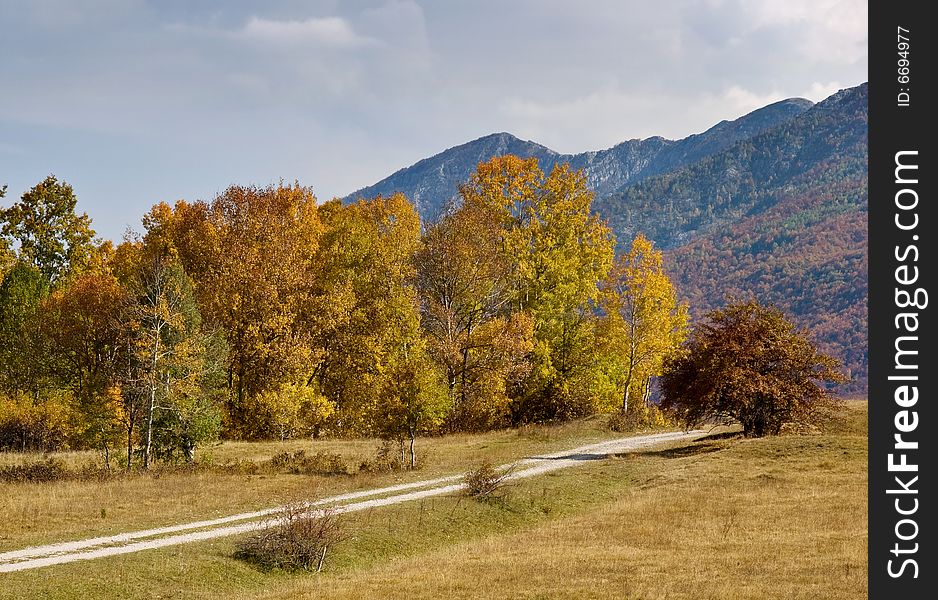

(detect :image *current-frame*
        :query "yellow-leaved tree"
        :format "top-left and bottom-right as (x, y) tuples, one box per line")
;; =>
(140, 183), (323, 439)
(417, 200), (533, 430)
(460, 156), (614, 422)
(311, 194), (424, 434)
(599, 234), (687, 414)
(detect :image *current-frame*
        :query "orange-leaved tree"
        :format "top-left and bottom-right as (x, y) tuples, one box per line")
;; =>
(660, 300), (845, 436)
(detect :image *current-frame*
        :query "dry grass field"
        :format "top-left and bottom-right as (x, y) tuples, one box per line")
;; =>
(0, 402), (866, 599)
(0, 417), (617, 550)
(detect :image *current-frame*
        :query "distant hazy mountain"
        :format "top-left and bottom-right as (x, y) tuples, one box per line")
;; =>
(343, 98), (813, 220)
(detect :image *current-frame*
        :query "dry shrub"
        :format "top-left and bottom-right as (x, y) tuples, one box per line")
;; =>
(268, 450), (348, 475)
(0, 458), (115, 484)
(0, 458), (70, 483)
(358, 441), (407, 473)
(515, 422), (556, 441)
(464, 460), (512, 502)
(211, 458), (260, 475)
(235, 503), (345, 572)
(607, 405), (672, 433)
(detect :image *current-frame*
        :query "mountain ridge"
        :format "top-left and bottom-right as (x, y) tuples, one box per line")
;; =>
(343, 97), (814, 219)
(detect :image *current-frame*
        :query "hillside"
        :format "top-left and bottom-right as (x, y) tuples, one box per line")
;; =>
(344, 98), (813, 220)
(596, 83), (868, 391)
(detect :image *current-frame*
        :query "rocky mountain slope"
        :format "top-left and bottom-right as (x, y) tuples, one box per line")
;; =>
(344, 98), (813, 220)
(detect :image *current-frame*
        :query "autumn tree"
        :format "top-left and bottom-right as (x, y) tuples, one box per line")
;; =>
(0, 176), (97, 283)
(310, 194), (423, 432)
(0, 263), (73, 452)
(600, 234), (687, 414)
(0, 390), (73, 452)
(417, 202), (533, 430)
(254, 381), (335, 441)
(460, 156), (614, 422)
(142, 184), (323, 438)
(660, 300), (845, 436)
(374, 338), (449, 468)
(41, 273), (128, 466)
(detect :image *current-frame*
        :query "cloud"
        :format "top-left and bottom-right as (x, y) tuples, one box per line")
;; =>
(802, 81), (849, 101)
(236, 16), (379, 48)
(0, 0), (868, 241)
(741, 0), (867, 63)
(722, 86), (788, 113)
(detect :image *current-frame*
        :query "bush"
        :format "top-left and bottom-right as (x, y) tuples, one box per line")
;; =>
(0, 392), (75, 452)
(515, 422), (557, 441)
(0, 458), (70, 483)
(0, 458), (114, 483)
(358, 441), (406, 473)
(606, 405), (671, 433)
(463, 460), (512, 502)
(267, 450), (348, 475)
(235, 504), (344, 572)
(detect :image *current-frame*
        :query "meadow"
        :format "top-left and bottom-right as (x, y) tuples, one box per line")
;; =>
(0, 402), (866, 599)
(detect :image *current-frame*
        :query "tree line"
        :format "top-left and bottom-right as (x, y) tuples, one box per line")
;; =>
(4, 155), (839, 469)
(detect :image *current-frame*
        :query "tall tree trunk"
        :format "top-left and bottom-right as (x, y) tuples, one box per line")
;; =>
(102, 439), (111, 472)
(143, 384), (155, 470)
(126, 421), (134, 471)
(621, 375), (632, 414)
(409, 431), (416, 469)
(143, 335), (160, 471)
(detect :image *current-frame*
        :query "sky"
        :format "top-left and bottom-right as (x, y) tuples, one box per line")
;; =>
(1, 0), (867, 242)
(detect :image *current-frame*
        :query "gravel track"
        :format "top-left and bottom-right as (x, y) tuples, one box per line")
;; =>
(0, 429), (702, 573)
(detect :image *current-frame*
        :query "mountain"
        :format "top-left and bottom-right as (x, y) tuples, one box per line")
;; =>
(344, 98), (813, 220)
(595, 83), (868, 392)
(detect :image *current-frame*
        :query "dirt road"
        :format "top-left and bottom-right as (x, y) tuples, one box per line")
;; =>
(0, 429), (702, 573)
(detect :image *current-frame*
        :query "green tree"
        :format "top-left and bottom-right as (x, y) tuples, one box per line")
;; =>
(660, 300), (845, 436)
(0, 185), (15, 276)
(600, 234), (687, 414)
(149, 327), (227, 463)
(0, 176), (97, 283)
(125, 252), (222, 467)
(0, 263), (51, 396)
